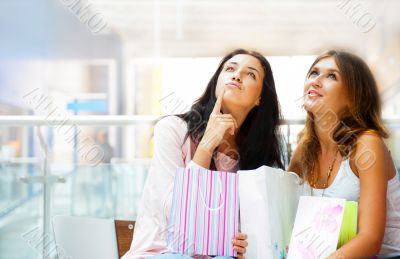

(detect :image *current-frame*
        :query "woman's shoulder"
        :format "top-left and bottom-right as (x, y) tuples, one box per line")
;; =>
(288, 141), (304, 175)
(154, 115), (188, 137)
(349, 131), (390, 174)
(155, 115), (187, 128)
(352, 131), (386, 156)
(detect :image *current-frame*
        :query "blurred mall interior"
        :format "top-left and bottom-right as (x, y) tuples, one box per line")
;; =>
(0, 0), (399, 258)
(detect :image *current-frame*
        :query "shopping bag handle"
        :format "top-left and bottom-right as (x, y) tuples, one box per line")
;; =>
(198, 169), (225, 211)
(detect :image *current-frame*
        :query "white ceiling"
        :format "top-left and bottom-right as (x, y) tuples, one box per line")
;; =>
(91, 0), (400, 57)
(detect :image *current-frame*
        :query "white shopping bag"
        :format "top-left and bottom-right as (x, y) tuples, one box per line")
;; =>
(238, 166), (310, 259)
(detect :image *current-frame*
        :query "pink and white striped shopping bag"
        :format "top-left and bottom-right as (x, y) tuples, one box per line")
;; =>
(167, 166), (239, 257)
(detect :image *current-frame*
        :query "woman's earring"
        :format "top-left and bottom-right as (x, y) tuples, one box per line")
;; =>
(255, 98), (261, 106)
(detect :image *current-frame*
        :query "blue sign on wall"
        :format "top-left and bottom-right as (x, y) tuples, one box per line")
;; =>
(67, 100), (107, 113)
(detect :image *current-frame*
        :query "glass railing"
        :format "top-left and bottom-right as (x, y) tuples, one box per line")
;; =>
(0, 116), (399, 259)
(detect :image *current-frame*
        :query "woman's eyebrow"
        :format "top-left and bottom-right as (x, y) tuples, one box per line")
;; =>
(248, 66), (260, 76)
(314, 66), (339, 74)
(226, 62), (261, 76)
(327, 68), (340, 73)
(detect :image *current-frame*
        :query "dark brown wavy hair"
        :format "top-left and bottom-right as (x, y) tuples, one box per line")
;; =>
(298, 50), (388, 182)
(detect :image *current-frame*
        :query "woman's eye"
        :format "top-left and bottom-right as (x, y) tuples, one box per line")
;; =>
(225, 66), (234, 72)
(248, 72), (256, 79)
(328, 73), (337, 80)
(309, 71), (318, 77)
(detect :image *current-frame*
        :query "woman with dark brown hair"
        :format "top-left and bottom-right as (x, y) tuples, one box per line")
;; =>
(123, 49), (285, 259)
(288, 50), (400, 258)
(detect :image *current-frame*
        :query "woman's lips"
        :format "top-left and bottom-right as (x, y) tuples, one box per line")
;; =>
(226, 82), (241, 90)
(307, 89), (322, 97)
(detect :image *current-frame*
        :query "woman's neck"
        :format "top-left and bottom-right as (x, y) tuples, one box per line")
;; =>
(314, 117), (338, 155)
(221, 105), (250, 130)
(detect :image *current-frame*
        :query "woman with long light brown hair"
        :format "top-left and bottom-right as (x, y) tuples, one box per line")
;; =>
(289, 50), (400, 258)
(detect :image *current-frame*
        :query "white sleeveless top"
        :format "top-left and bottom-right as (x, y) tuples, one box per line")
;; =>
(311, 159), (400, 258)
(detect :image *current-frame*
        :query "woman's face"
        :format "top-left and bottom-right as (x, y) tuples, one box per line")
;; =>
(215, 54), (264, 112)
(303, 57), (349, 117)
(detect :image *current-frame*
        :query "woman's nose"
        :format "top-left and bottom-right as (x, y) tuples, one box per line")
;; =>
(310, 76), (322, 88)
(232, 72), (242, 82)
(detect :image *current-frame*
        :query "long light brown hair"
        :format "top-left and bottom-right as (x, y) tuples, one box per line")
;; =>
(298, 50), (388, 183)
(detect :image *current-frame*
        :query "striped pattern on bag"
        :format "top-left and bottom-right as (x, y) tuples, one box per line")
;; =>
(167, 167), (239, 257)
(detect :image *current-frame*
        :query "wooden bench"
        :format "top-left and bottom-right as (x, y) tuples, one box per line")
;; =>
(115, 220), (135, 258)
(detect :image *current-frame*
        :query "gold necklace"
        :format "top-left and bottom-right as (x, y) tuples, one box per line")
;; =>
(311, 149), (339, 189)
(323, 149), (339, 189)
